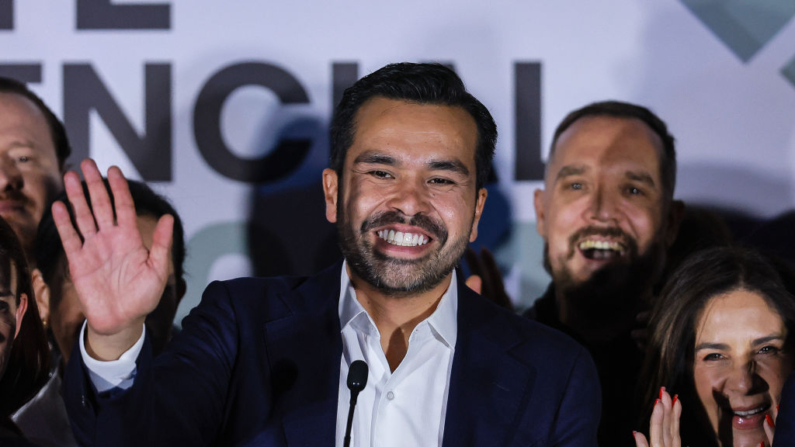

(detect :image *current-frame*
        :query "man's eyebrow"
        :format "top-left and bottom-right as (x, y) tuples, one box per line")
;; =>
(694, 342), (730, 351)
(6, 140), (35, 150)
(428, 159), (470, 176)
(625, 170), (656, 188)
(555, 165), (587, 181)
(353, 151), (398, 166)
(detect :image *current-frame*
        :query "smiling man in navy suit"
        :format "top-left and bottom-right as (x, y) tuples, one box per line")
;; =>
(60, 63), (600, 446)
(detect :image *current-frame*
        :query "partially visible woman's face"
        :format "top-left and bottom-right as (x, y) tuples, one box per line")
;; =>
(0, 260), (27, 380)
(693, 288), (792, 447)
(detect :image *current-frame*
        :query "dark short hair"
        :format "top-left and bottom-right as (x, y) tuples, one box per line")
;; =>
(640, 247), (795, 444)
(35, 179), (186, 312)
(0, 77), (72, 170)
(550, 100), (677, 202)
(330, 63), (497, 190)
(0, 216), (49, 418)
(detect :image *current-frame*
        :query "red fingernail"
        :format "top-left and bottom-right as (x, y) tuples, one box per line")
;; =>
(655, 398), (660, 406)
(761, 442), (765, 447)
(659, 386), (665, 399)
(673, 394), (678, 405)
(766, 413), (775, 428)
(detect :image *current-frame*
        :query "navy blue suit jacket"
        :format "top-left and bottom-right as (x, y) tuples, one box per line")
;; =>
(64, 262), (601, 446)
(775, 371), (795, 446)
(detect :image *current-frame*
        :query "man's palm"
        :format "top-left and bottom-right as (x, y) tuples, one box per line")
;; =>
(53, 160), (173, 337)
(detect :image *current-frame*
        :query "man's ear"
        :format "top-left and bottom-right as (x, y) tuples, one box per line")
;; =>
(31, 268), (50, 325)
(14, 293), (28, 339)
(665, 200), (685, 247)
(322, 168), (339, 224)
(534, 188), (547, 237)
(468, 188), (489, 242)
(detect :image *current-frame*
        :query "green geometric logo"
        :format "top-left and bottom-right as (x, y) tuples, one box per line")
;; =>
(682, 0), (795, 61)
(682, 0), (795, 88)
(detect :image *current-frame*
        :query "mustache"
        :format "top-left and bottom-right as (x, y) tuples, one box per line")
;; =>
(360, 211), (448, 245)
(567, 226), (639, 258)
(0, 191), (31, 206)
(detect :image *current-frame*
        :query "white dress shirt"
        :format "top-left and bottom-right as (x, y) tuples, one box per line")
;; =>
(80, 261), (458, 447)
(335, 262), (457, 447)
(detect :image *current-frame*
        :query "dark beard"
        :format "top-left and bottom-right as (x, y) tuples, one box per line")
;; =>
(337, 204), (471, 297)
(544, 227), (665, 320)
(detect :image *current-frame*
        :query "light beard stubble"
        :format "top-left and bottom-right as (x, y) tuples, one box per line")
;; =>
(336, 194), (475, 298)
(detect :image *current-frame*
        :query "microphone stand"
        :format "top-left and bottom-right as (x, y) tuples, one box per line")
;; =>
(343, 360), (368, 447)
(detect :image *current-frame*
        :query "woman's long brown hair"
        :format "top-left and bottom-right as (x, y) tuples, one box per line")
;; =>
(639, 246), (795, 445)
(0, 216), (50, 419)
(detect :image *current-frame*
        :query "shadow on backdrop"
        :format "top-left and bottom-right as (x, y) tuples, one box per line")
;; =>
(246, 116), (342, 278)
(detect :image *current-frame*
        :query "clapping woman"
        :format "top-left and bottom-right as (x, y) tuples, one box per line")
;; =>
(634, 247), (795, 447)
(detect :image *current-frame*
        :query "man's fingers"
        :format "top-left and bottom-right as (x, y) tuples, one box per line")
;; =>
(631, 328), (647, 348)
(82, 159), (116, 231)
(465, 248), (492, 298)
(633, 431), (650, 447)
(63, 170), (97, 239)
(633, 310), (651, 351)
(480, 247), (506, 290)
(52, 201), (84, 256)
(465, 247), (485, 276)
(480, 247), (514, 310)
(107, 166), (138, 229)
(148, 214), (174, 275)
(465, 275), (482, 294)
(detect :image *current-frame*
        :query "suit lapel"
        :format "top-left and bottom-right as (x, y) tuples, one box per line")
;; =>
(263, 262), (344, 447)
(442, 283), (536, 447)
(261, 265), (536, 446)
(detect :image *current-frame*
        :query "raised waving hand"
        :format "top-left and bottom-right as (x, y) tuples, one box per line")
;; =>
(52, 159), (173, 360)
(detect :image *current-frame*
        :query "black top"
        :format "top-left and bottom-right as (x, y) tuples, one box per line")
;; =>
(0, 419), (40, 446)
(524, 285), (645, 447)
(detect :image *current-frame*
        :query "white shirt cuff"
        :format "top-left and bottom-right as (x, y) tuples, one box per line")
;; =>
(79, 320), (145, 393)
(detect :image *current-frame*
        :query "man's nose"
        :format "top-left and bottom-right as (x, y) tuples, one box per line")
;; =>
(584, 184), (619, 224)
(0, 157), (23, 191)
(386, 178), (431, 217)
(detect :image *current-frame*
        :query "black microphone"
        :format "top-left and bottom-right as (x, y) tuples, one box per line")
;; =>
(343, 360), (368, 447)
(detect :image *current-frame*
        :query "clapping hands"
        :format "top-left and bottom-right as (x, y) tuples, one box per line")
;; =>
(633, 388), (681, 447)
(633, 387), (777, 447)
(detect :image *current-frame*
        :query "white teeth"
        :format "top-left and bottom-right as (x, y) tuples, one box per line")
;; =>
(578, 239), (625, 252)
(734, 406), (766, 417)
(376, 230), (430, 247)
